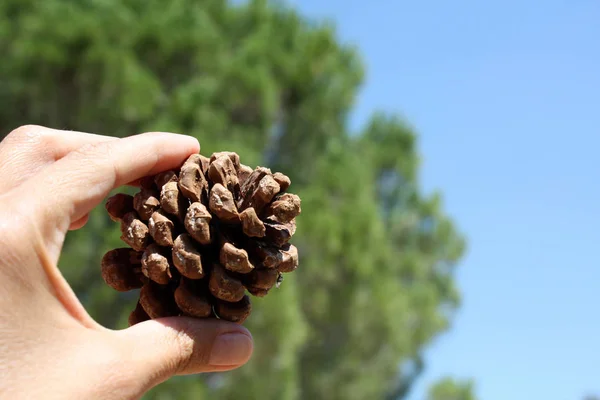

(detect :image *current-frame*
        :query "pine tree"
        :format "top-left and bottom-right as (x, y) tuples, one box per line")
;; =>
(426, 377), (478, 400)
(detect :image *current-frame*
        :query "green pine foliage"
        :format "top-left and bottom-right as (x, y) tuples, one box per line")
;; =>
(426, 377), (478, 400)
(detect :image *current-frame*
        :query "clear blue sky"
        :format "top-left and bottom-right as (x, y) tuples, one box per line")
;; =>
(289, 1), (600, 399)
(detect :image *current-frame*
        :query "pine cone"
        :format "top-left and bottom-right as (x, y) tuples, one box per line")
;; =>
(101, 151), (301, 325)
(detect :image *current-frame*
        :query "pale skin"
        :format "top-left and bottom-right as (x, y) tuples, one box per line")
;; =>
(0, 125), (254, 399)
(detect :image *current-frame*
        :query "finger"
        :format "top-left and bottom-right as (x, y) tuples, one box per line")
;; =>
(19, 131), (199, 260)
(0, 125), (115, 192)
(68, 214), (89, 231)
(112, 318), (253, 391)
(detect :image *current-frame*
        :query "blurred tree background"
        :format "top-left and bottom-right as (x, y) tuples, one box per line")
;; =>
(0, 0), (471, 399)
(425, 378), (477, 400)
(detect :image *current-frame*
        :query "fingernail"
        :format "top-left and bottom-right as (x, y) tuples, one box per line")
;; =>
(152, 132), (199, 146)
(170, 133), (200, 147)
(210, 332), (253, 366)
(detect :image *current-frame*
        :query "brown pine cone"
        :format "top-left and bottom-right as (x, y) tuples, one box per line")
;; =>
(101, 151), (301, 325)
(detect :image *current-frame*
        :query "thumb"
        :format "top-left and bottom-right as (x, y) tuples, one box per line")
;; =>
(112, 317), (253, 390)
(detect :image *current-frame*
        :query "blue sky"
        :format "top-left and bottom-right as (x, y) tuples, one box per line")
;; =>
(288, 1), (600, 399)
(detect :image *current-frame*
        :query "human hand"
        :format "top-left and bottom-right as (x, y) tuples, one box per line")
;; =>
(0, 126), (253, 399)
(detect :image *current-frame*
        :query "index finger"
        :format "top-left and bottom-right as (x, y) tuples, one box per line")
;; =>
(0, 125), (116, 193)
(18, 130), (200, 257)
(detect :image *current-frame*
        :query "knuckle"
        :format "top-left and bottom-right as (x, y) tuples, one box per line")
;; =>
(71, 141), (112, 159)
(169, 328), (197, 374)
(5, 124), (44, 144)
(70, 141), (117, 177)
(69, 140), (128, 189)
(3, 125), (60, 156)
